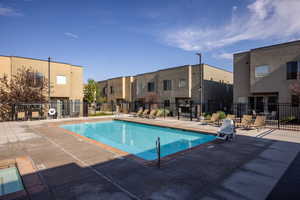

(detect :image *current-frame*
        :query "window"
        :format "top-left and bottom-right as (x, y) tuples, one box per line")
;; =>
(179, 79), (186, 88)
(102, 87), (107, 95)
(30, 72), (44, 87)
(292, 95), (299, 107)
(163, 80), (172, 91)
(56, 75), (67, 84)
(164, 100), (170, 107)
(255, 65), (270, 77)
(110, 86), (114, 94)
(147, 82), (155, 92)
(287, 61), (298, 80)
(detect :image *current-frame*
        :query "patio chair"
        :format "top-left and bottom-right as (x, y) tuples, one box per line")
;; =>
(202, 113), (220, 125)
(141, 109), (150, 118)
(147, 109), (158, 119)
(226, 114), (236, 120)
(17, 112), (26, 120)
(132, 108), (143, 117)
(31, 111), (40, 120)
(236, 115), (253, 129)
(251, 115), (266, 132)
(216, 119), (236, 141)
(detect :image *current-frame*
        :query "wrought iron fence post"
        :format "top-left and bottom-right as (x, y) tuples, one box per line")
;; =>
(190, 101), (193, 121)
(277, 104), (280, 129)
(163, 103), (166, 119)
(177, 104), (180, 120)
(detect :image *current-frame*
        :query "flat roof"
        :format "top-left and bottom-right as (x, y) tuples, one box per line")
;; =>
(98, 63), (232, 82)
(0, 55), (84, 68)
(135, 64), (190, 76)
(234, 39), (300, 55)
(251, 40), (300, 51)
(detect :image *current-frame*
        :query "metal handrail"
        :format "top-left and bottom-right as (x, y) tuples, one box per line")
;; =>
(156, 137), (161, 169)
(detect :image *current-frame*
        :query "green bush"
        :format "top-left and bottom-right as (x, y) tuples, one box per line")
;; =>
(280, 116), (296, 123)
(202, 112), (212, 120)
(217, 111), (226, 120)
(156, 109), (170, 117)
(204, 114), (211, 120)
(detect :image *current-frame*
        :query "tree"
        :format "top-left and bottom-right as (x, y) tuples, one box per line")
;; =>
(0, 67), (48, 120)
(289, 81), (300, 96)
(84, 79), (97, 104)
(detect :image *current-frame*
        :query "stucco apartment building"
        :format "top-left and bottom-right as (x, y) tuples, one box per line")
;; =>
(0, 55), (84, 116)
(97, 76), (134, 103)
(234, 40), (300, 113)
(98, 64), (233, 114)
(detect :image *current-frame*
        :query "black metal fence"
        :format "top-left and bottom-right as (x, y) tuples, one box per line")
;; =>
(1, 101), (299, 131)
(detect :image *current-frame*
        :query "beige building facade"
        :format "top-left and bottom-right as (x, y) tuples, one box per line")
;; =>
(234, 40), (300, 112)
(97, 76), (134, 104)
(134, 64), (233, 107)
(0, 55), (84, 101)
(0, 56), (84, 118)
(98, 64), (233, 114)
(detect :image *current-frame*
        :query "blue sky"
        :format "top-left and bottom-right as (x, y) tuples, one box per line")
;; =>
(1, 0), (300, 82)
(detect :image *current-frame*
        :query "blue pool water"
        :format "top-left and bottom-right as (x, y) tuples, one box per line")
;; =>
(0, 167), (24, 196)
(61, 120), (215, 160)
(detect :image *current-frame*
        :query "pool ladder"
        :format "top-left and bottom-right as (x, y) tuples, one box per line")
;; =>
(156, 137), (161, 169)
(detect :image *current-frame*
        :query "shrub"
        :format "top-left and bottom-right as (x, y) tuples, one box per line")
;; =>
(156, 109), (170, 117)
(280, 116), (296, 123)
(217, 111), (226, 120)
(205, 114), (211, 120)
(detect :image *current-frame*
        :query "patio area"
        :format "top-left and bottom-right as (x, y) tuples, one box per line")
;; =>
(0, 116), (299, 200)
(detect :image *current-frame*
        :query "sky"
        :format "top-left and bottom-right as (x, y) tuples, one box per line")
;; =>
(1, 0), (300, 82)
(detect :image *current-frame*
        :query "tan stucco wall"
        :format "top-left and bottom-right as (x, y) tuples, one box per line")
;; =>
(157, 66), (190, 103)
(0, 56), (11, 79)
(203, 65), (233, 84)
(97, 80), (108, 98)
(106, 76), (132, 103)
(233, 52), (251, 103)
(250, 42), (300, 103)
(100, 64), (233, 105)
(234, 40), (300, 103)
(0, 56), (84, 101)
(134, 72), (158, 101)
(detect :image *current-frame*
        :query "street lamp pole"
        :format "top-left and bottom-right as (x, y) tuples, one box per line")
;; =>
(48, 57), (51, 101)
(196, 53), (203, 117)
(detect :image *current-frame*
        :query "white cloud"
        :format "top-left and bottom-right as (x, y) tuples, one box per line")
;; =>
(216, 53), (233, 60)
(232, 6), (238, 11)
(64, 32), (79, 39)
(0, 4), (22, 16)
(164, 0), (300, 51)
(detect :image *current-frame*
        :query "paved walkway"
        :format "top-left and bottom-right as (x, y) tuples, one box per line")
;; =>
(0, 117), (299, 200)
(266, 152), (300, 200)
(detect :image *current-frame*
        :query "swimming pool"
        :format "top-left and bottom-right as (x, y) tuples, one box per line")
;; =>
(61, 120), (215, 161)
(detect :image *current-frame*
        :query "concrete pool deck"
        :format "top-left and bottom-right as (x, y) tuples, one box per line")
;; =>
(0, 116), (299, 199)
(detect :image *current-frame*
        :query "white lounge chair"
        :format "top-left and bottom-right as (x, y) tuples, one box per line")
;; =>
(216, 119), (236, 141)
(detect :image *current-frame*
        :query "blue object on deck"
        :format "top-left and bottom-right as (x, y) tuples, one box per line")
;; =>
(61, 120), (215, 161)
(0, 167), (24, 196)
